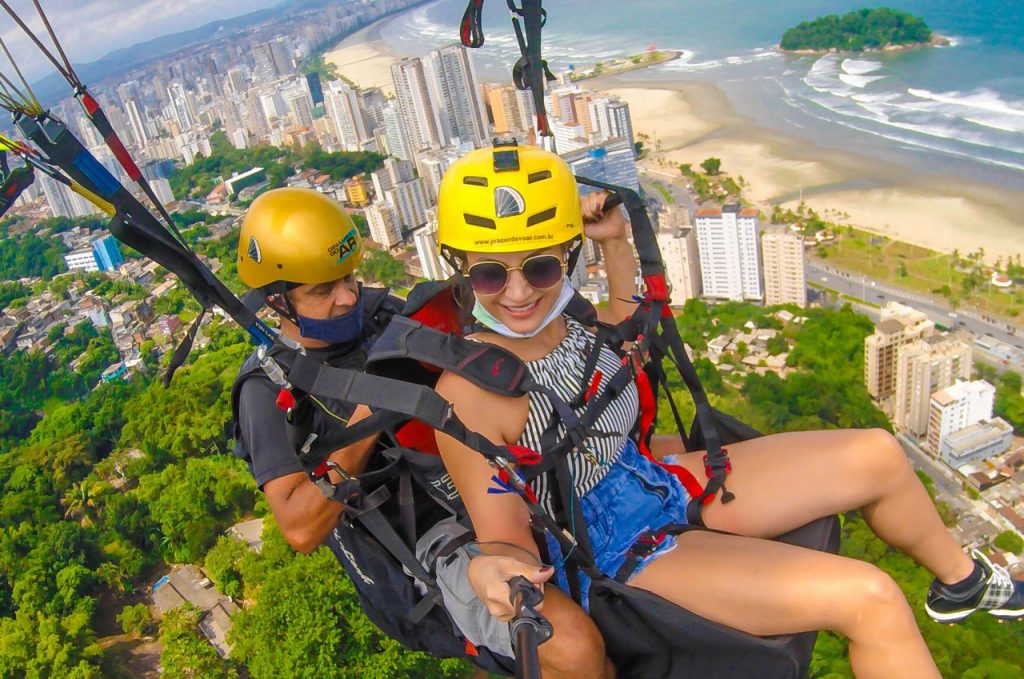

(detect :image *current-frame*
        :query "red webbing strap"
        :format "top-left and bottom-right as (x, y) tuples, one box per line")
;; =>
(643, 273), (669, 303)
(80, 92), (143, 181)
(634, 369), (657, 456)
(395, 418), (441, 455)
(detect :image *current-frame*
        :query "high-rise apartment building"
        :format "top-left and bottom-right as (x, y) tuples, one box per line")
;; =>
(167, 82), (198, 130)
(225, 67), (248, 96)
(125, 97), (149, 147)
(151, 178), (175, 206)
(893, 335), (971, 437)
(366, 202), (402, 248)
(551, 121), (589, 153)
(413, 215), (455, 281)
(39, 171), (99, 219)
(561, 138), (640, 192)
(694, 204), (762, 302)
(488, 84), (525, 134)
(761, 225), (807, 308)
(655, 206), (700, 305)
(370, 157), (415, 198)
(284, 86), (314, 128)
(927, 380), (996, 453)
(863, 302), (934, 401)
(253, 38), (291, 82)
(384, 177), (432, 231)
(588, 96), (634, 146)
(324, 81), (369, 151)
(358, 87), (387, 133)
(382, 104), (414, 161)
(391, 57), (440, 151)
(425, 44), (488, 147)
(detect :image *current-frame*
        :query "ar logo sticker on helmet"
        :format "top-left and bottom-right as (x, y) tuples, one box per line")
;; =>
(329, 228), (359, 263)
(247, 236), (262, 263)
(494, 186), (525, 218)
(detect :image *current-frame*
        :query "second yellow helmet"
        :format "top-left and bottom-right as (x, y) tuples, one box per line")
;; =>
(437, 143), (582, 261)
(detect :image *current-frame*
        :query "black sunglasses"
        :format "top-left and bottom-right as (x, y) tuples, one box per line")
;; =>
(466, 254), (566, 295)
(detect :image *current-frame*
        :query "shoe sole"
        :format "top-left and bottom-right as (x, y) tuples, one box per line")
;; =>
(925, 605), (975, 623)
(926, 604), (1024, 623)
(990, 608), (1024, 620)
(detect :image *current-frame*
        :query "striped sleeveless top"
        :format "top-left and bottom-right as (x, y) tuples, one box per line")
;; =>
(518, 317), (639, 516)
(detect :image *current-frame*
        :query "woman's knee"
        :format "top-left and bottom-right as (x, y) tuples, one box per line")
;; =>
(849, 428), (911, 486)
(831, 563), (914, 638)
(539, 603), (607, 675)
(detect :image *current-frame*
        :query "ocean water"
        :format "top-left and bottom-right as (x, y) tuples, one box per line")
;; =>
(378, 0), (1024, 189)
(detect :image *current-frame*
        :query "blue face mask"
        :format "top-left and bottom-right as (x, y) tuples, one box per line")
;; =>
(472, 278), (575, 339)
(296, 296), (364, 345)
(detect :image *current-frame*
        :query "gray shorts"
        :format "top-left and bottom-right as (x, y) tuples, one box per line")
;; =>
(416, 520), (514, 658)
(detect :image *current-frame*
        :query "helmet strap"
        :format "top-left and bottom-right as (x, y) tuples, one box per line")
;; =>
(565, 236), (584, 276)
(440, 245), (466, 273)
(262, 281), (300, 325)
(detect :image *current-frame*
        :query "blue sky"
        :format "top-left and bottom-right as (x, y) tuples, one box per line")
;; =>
(1, 0), (282, 82)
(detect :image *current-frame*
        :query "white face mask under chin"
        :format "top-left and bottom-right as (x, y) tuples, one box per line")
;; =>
(472, 278), (574, 339)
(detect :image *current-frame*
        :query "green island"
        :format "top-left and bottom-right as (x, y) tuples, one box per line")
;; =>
(780, 8), (943, 53)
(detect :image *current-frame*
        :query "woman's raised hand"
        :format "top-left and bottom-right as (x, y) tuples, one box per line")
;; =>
(581, 191), (629, 244)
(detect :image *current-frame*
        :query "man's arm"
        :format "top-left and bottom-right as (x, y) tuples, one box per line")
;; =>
(239, 379), (378, 553)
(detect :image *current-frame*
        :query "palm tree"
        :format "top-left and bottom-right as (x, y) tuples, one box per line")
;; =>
(61, 479), (104, 527)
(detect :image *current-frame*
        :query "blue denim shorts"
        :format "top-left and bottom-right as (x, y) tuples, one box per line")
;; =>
(545, 439), (691, 609)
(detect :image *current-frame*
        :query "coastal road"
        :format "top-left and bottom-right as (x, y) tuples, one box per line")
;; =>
(808, 260), (1024, 353)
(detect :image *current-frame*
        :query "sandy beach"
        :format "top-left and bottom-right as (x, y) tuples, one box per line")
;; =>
(326, 19), (1024, 263)
(593, 77), (1024, 263)
(323, 23), (398, 96)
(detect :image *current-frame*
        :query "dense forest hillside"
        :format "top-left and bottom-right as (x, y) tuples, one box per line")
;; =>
(781, 8), (934, 52)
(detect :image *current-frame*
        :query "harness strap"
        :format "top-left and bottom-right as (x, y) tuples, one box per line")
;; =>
(346, 487), (445, 623)
(459, 0), (485, 48)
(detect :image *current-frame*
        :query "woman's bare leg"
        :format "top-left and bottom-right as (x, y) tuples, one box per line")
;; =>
(535, 587), (615, 679)
(671, 428), (973, 584)
(630, 530), (940, 678)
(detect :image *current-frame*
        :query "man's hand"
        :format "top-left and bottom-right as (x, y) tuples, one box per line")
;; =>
(468, 555), (554, 621)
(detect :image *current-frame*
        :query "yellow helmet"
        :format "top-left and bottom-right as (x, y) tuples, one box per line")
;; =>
(437, 143), (582, 263)
(237, 187), (363, 290)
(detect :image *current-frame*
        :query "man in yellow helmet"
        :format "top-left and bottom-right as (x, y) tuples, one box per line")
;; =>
(232, 187), (393, 553)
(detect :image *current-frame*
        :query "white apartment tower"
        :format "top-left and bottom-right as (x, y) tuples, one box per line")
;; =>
(893, 335), (972, 437)
(413, 215), (455, 281)
(425, 44), (489, 148)
(284, 86), (314, 128)
(124, 98), (148, 147)
(384, 177), (432, 231)
(927, 380), (996, 453)
(382, 105), (414, 161)
(761, 225), (807, 307)
(325, 81), (369, 151)
(589, 96), (635, 146)
(39, 171), (99, 219)
(391, 57), (441, 151)
(694, 204), (762, 302)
